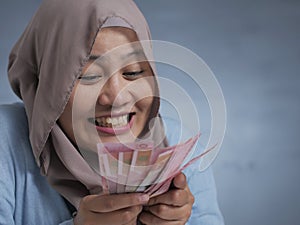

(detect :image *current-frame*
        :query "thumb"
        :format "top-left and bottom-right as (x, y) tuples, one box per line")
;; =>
(172, 172), (187, 190)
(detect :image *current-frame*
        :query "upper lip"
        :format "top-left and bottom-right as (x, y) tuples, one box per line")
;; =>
(88, 112), (136, 127)
(94, 112), (135, 118)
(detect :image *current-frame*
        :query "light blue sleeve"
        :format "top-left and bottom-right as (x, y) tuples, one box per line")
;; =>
(162, 116), (224, 225)
(184, 167), (224, 225)
(0, 103), (73, 225)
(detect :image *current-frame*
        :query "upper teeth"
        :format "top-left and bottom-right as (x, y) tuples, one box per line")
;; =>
(95, 115), (129, 128)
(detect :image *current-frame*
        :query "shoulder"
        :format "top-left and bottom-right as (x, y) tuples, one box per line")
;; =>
(0, 102), (35, 185)
(0, 102), (27, 123)
(0, 103), (31, 165)
(0, 103), (73, 224)
(0, 102), (28, 142)
(0, 102), (40, 190)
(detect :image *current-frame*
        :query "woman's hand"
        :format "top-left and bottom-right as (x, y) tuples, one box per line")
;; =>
(139, 173), (194, 225)
(74, 192), (149, 225)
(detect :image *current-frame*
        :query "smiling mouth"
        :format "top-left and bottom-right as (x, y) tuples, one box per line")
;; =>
(94, 112), (135, 127)
(88, 112), (135, 135)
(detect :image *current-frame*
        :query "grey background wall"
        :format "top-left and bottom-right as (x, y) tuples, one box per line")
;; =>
(1, 0), (300, 224)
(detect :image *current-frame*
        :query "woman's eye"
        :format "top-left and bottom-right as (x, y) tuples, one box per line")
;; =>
(78, 74), (103, 84)
(122, 70), (144, 79)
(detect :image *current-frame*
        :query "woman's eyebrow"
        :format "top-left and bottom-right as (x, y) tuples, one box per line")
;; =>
(121, 49), (145, 60)
(88, 55), (101, 61)
(88, 49), (145, 62)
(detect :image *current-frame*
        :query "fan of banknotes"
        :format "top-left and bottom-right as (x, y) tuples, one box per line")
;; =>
(97, 133), (215, 197)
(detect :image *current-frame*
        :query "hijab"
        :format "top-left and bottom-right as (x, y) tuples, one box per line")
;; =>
(8, 0), (164, 208)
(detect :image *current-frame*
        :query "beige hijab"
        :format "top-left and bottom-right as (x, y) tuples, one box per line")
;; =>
(8, 0), (164, 208)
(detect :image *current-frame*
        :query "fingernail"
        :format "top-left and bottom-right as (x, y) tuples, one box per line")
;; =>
(139, 194), (149, 203)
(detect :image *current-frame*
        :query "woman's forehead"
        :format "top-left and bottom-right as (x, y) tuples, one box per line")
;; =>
(87, 27), (146, 69)
(91, 27), (140, 56)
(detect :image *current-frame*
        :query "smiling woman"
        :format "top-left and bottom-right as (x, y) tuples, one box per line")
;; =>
(0, 0), (224, 224)
(59, 27), (155, 147)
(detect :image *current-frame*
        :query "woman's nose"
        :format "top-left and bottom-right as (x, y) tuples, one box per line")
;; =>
(97, 74), (130, 107)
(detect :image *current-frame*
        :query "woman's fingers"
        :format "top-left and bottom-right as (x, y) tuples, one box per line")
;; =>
(74, 193), (149, 225)
(147, 189), (190, 206)
(77, 205), (143, 225)
(74, 205), (142, 225)
(82, 193), (149, 212)
(139, 173), (195, 224)
(143, 203), (192, 221)
(172, 173), (187, 190)
(139, 210), (185, 225)
(148, 173), (194, 207)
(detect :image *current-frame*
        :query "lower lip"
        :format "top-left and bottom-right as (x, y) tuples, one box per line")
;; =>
(95, 115), (134, 135)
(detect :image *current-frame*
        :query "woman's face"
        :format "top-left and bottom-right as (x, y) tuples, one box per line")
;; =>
(58, 27), (155, 152)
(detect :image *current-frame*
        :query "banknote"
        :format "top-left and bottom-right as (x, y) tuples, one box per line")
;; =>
(117, 151), (133, 193)
(98, 141), (153, 154)
(138, 149), (173, 190)
(98, 154), (109, 194)
(143, 136), (198, 195)
(152, 134), (200, 182)
(125, 145), (152, 192)
(146, 143), (217, 197)
(96, 132), (216, 196)
(98, 141), (153, 193)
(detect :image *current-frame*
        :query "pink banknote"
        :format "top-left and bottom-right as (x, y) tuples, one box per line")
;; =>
(97, 132), (216, 196)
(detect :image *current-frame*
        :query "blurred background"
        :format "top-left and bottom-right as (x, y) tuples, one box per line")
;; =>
(1, 0), (300, 224)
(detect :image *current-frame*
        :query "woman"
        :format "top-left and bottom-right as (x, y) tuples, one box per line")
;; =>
(0, 0), (224, 224)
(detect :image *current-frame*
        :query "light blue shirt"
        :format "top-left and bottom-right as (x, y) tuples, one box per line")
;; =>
(0, 103), (224, 225)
